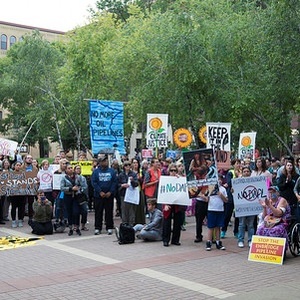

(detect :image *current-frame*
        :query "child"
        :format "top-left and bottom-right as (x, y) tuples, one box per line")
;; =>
(206, 174), (228, 251)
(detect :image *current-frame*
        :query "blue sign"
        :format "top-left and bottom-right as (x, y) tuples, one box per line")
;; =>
(89, 100), (125, 155)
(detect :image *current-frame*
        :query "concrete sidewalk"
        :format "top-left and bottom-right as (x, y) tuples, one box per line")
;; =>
(0, 214), (299, 300)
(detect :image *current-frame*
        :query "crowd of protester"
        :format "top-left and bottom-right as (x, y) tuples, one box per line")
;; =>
(0, 149), (299, 255)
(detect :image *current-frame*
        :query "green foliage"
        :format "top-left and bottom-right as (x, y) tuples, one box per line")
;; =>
(1, 0), (299, 156)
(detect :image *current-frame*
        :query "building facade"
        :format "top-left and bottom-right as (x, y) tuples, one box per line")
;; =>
(0, 21), (66, 158)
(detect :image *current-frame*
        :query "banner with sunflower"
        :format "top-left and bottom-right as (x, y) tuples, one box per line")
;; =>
(238, 132), (257, 161)
(146, 114), (168, 149)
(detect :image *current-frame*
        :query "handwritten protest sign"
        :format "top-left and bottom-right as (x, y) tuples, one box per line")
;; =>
(232, 175), (267, 217)
(38, 170), (53, 191)
(0, 170), (38, 196)
(157, 176), (191, 206)
(70, 161), (93, 176)
(248, 235), (285, 265)
(0, 138), (18, 158)
(206, 122), (231, 152)
(89, 100), (125, 155)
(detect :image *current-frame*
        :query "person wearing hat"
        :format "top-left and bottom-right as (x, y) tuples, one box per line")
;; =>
(256, 185), (290, 243)
(91, 154), (117, 235)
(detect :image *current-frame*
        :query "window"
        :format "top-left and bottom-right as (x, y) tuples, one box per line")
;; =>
(10, 35), (16, 47)
(1, 34), (7, 50)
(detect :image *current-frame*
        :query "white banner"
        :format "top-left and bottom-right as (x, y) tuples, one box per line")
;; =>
(206, 122), (231, 151)
(232, 175), (267, 217)
(146, 114), (168, 148)
(238, 132), (257, 161)
(38, 170), (53, 191)
(0, 138), (18, 157)
(52, 174), (63, 190)
(157, 176), (191, 206)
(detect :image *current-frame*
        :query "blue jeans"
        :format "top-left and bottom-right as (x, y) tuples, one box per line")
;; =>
(64, 194), (80, 226)
(133, 224), (162, 241)
(238, 215), (255, 243)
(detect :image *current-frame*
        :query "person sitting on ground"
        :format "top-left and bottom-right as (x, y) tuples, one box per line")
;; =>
(133, 198), (163, 241)
(30, 189), (53, 235)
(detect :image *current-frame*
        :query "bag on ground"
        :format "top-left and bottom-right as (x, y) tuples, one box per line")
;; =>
(118, 223), (135, 245)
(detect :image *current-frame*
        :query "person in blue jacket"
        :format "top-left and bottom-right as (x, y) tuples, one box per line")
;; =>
(91, 154), (117, 235)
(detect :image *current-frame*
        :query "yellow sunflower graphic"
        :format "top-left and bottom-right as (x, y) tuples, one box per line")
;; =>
(174, 128), (193, 148)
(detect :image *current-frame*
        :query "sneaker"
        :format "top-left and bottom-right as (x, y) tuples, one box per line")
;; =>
(220, 231), (226, 239)
(68, 229), (73, 236)
(81, 226), (89, 231)
(248, 242), (252, 248)
(206, 241), (212, 251)
(181, 225), (186, 231)
(94, 229), (100, 235)
(12, 220), (17, 228)
(238, 241), (244, 248)
(76, 228), (82, 236)
(115, 227), (120, 240)
(216, 241), (226, 250)
(18, 220), (23, 227)
(107, 229), (113, 235)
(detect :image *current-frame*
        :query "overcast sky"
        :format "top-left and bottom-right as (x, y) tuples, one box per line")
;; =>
(0, 0), (97, 32)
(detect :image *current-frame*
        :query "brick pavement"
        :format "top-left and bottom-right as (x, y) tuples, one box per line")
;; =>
(0, 213), (299, 300)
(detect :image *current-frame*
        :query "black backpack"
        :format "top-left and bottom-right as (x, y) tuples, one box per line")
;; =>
(117, 223), (135, 245)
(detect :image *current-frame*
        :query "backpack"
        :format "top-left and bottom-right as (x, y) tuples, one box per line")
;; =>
(117, 223), (135, 245)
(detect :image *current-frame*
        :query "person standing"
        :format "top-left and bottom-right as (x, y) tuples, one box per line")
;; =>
(21, 154), (38, 225)
(237, 166), (255, 248)
(221, 159), (241, 238)
(91, 154), (117, 235)
(60, 163), (82, 236)
(206, 174), (228, 251)
(162, 163), (184, 247)
(118, 161), (139, 226)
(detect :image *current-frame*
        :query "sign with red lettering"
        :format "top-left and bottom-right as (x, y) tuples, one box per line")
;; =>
(248, 235), (285, 265)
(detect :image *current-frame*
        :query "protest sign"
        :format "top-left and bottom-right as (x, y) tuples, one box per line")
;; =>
(49, 164), (60, 174)
(183, 148), (218, 198)
(0, 138), (18, 158)
(38, 170), (53, 191)
(248, 235), (285, 265)
(52, 174), (63, 190)
(0, 170), (38, 196)
(206, 122), (231, 151)
(232, 175), (267, 217)
(238, 132), (257, 161)
(157, 176), (191, 206)
(70, 161), (93, 176)
(146, 114), (168, 149)
(89, 100), (125, 155)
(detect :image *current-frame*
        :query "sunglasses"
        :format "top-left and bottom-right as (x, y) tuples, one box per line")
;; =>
(124, 164), (131, 167)
(170, 169), (177, 172)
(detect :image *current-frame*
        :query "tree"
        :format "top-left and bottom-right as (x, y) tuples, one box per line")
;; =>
(0, 31), (66, 155)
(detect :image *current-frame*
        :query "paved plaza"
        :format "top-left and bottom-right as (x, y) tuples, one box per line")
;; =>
(0, 213), (300, 300)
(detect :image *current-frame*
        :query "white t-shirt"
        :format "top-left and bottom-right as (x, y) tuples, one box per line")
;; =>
(208, 185), (227, 212)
